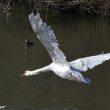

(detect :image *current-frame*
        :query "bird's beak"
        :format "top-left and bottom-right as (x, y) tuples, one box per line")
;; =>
(22, 73), (25, 76)
(22, 71), (27, 76)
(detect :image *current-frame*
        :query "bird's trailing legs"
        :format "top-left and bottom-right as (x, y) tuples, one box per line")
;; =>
(23, 65), (51, 76)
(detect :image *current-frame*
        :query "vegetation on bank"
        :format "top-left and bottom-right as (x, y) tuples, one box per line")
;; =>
(0, 0), (110, 16)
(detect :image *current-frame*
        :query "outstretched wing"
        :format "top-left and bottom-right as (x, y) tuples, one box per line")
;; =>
(70, 53), (110, 72)
(29, 13), (67, 64)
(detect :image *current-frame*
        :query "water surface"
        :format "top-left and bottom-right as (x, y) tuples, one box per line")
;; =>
(0, 10), (110, 110)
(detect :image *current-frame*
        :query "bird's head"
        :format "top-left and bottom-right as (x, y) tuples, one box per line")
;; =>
(22, 70), (33, 76)
(25, 40), (28, 43)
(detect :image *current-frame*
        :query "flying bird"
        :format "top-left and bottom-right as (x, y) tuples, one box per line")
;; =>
(23, 12), (110, 84)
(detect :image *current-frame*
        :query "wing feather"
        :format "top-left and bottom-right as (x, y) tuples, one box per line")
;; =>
(70, 53), (110, 72)
(29, 12), (67, 64)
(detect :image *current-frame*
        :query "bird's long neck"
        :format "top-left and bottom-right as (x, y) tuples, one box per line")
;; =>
(33, 65), (51, 73)
(27, 65), (51, 76)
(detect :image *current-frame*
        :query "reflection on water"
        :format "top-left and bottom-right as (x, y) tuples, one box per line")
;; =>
(0, 10), (110, 110)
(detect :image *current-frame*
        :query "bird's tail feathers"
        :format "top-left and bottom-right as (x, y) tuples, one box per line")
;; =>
(83, 77), (91, 84)
(72, 72), (91, 84)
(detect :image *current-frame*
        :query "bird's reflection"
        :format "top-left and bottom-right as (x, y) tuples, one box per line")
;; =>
(24, 40), (34, 70)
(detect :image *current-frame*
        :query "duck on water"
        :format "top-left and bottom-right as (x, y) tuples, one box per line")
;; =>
(23, 12), (110, 84)
(25, 40), (34, 47)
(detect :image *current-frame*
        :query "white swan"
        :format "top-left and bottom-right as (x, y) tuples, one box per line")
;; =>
(23, 12), (110, 84)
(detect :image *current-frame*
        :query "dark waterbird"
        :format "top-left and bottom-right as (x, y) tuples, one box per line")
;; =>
(25, 40), (34, 47)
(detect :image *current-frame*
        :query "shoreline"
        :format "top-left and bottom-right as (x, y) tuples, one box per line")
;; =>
(0, 0), (110, 16)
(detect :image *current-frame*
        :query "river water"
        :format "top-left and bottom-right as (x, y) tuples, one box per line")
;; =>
(0, 9), (110, 110)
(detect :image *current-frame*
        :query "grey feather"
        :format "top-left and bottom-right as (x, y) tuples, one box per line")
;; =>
(29, 12), (68, 64)
(70, 53), (110, 72)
